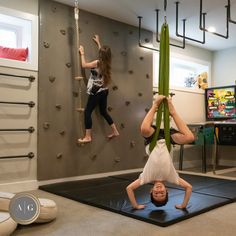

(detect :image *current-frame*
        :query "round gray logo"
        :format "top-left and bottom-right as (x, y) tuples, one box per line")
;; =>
(9, 193), (40, 225)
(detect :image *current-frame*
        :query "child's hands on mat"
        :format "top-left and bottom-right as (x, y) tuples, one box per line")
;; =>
(175, 204), (186, 209)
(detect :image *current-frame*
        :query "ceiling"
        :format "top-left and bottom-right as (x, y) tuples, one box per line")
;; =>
(54, 0), (236, 51)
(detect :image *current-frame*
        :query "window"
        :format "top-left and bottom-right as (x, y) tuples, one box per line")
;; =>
(0, 6), (38, 70)
(0, 27), (17, 48)
(153, 52), (210, 93)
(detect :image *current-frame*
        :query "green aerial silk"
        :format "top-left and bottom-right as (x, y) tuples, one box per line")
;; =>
(149, 23), (171, 152)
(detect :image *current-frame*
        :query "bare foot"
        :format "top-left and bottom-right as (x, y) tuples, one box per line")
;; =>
(107, 132), (119, 139)
(78, 137), (92, 144)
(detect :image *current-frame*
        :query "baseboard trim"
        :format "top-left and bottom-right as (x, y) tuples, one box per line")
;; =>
(0, 180), (38, 193)
(38, 168), (143, 186)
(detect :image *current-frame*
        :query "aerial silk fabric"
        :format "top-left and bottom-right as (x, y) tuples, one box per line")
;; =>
(149, 23), (171, 153)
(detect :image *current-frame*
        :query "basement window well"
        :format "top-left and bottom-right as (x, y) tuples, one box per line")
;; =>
(153, 51), (211, 93)
(0, 6), (38, 71)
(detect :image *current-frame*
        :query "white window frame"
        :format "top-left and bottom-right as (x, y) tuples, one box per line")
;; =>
(0, 6), (38, 71)
(153, 51), (211, 94)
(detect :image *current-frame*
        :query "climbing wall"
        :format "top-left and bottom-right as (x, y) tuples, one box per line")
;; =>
(38, 0), (153, 181)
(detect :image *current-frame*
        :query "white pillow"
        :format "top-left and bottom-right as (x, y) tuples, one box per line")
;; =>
(0, 212), (17, 236)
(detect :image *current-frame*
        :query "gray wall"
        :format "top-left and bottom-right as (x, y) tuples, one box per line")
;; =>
(211, 48), (236, 166)
(38, 0), (153, 180)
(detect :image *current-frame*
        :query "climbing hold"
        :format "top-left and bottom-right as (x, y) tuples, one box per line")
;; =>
(128, 70), (133, 74)
(90, 154), (97, 160)
(73, 91), (78, 97)
(112, 85), (118, 91)
(49, 76), (56, 83)
(107, 106), (112, 112)
(66, 63), (72, 68)
(120, 123), (125, 129)
(43, 42), (50, 48)
(55, 104), (62, 110)
(51, 5), (57, 13)
(138, 92), (143, 97)
(60, 29), (66, 35)
(125, 101), (130, 106)
(43, 122), (50, 130)
(121, 51), (127, 56)
(130, 141), (135, 148)
(59, 130), (65, 136)
(114, 157), (121, 163)
(56, 153), (62, 159)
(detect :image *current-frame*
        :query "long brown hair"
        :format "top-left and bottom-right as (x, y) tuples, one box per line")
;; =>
(98, 45), (111, 87)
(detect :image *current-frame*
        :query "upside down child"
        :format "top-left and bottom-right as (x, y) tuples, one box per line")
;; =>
(126, 95), (195, 209)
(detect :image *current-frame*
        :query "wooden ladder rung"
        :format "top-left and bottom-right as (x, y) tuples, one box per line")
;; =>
(76, 108), (85, 112)
(75, 76), (83, 80)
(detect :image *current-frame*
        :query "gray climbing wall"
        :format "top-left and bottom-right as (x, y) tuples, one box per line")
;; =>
(38, 0), (153, 181)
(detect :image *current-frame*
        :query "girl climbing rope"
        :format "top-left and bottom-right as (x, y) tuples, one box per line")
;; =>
(78, 35), (119, 144)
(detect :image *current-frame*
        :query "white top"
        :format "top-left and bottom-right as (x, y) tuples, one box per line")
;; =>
(87, 68), (108, 95)
(139, 139), (179, 185)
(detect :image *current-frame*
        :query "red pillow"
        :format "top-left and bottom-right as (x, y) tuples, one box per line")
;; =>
(0, 46), (28, 61)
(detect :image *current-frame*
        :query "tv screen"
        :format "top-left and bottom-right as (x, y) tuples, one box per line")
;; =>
(205, 85), (236, 120)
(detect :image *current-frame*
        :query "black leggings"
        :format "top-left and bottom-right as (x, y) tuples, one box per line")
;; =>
(84, 90), (114, 129)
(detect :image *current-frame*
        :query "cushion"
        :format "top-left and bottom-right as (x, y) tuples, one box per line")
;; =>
(0, 46), (28, 61)
(36, 198), (58, 223)
(0, 192), (57, 224)
(0, 212), (17, 236)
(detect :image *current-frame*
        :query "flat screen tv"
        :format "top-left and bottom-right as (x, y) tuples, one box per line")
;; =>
(205, 85), (236, 121)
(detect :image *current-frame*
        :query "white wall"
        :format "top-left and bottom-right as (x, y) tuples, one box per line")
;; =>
(0, 0), (38, 192)
(212, 47), (236, 86)
(0, 0), (38, 15)
(211, 47), (236, 165)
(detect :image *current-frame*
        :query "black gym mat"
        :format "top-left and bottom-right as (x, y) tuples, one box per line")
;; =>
(40, 173), (236, 227)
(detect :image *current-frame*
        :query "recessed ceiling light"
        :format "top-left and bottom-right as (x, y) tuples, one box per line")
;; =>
(207, 26), (216, 33)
